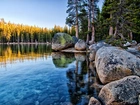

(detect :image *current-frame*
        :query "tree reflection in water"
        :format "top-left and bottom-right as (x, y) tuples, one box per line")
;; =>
(66, 53), (101, 105)
(0, 44), (51, 67)
(0, 44), (102, 104)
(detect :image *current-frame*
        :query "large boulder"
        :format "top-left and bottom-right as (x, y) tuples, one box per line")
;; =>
(99, 76), (140, 105)
(136, 43), (140, 51)
(89, 41), (110, 61)
(89, 41), (109, 51)
(89, 50), (96, 61)
(95, 46), (140, 84)
(88, 97), (101, 105)
(139, 95), (140, 105)
(127, 47), (140, 59)
(75, 39), (86, 51)
(52, 33), (73, 51)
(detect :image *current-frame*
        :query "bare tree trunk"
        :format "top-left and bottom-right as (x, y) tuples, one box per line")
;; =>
(89, 26), (95, 44)
(86, 33), (90, 44)
(75, 0), (79, 38)
(109, 13), (113, 36)
(109, 26), (113, 35)
(75, 24), (78, 38)
(86, 7), (91, 44)
(129, 31), (133, 40)
(89, 0), (95, 45)
(114, 27), (117, 37)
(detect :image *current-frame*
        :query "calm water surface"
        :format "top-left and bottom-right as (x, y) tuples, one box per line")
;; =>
(0, 44), (96, 105)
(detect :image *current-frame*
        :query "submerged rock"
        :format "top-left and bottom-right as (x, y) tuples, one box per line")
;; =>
(95, 46), (140, 84)
(52, 33), (74, 51)
(88, 97), (101, 105)
(99, 76), (140, 105)
(75, 39), (86, 51)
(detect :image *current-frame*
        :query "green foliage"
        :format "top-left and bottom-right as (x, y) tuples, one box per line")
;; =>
(105, 35), (132, 48)
(53, 33), (73, 45)
(94, 0), (140, 43)
(58, 35), (66, 45)
(63, 33), (72, 43)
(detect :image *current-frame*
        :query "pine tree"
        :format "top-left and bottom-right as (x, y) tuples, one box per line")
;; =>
(66, 0), (81, 38)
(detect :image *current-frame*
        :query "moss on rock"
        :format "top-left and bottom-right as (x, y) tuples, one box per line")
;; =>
(52, 33), (74, 51)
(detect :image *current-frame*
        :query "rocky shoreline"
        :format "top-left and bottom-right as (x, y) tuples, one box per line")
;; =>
(52, 33), (140, 105)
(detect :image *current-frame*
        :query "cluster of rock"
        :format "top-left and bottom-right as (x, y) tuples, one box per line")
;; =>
(52, 33), (86, 51)
(52, 33), (140, 105)
(124, 40), (140, 52)
(88, 43), (140, 105)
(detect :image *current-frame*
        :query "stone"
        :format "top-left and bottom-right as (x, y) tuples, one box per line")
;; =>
(136, 43), (140, 51)
(131, 40), (137, 46)
(52, 33), (74, 51)
(89, 61), (95, 72)
(123, 40), (137, 47)
(89, 44), (99, 52)
(75, 39), (86, 51)
(138, 95), (140, 105)
(88, 97), (101, 105)
(127, 47), (140, 59)
(95, 46), (140, 84)
(89, 50), (96, 61)
(99, 76), (140, 105)
(89, 42), (110, 61)
(123, 42), (131, 47)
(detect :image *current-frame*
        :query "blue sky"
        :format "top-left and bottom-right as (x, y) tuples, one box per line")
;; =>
(0, 0), (104, 28)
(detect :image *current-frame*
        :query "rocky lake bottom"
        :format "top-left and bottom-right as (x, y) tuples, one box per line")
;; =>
(0, 44), (96, 105)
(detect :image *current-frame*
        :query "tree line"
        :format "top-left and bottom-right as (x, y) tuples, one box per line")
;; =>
(66, 0), (140, 43)
(0, 18), (76, 43)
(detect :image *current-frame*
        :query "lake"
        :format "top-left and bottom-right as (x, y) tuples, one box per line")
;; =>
(0, 44), (99, 105)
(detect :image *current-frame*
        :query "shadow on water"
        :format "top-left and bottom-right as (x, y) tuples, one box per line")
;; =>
(0, 44), (102, 105)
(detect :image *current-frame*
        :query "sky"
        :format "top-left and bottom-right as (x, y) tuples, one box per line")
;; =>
(0, 0), (104, 28)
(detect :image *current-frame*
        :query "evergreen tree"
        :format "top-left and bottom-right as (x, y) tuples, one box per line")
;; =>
(100, 0), (140, 42)
(66, 0), (81, 38)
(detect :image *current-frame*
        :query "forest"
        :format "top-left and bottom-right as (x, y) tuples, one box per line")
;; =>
(66, 0), (140, 44)
(0, 18), (76, 43)
(0, 0), (140, 44)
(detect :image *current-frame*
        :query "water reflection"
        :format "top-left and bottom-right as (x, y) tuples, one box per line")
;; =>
(52, 52), (75, 68)
(66, 53), (95, 105)
(0, 44), (51, 67)
(0, 45), (100, 105)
